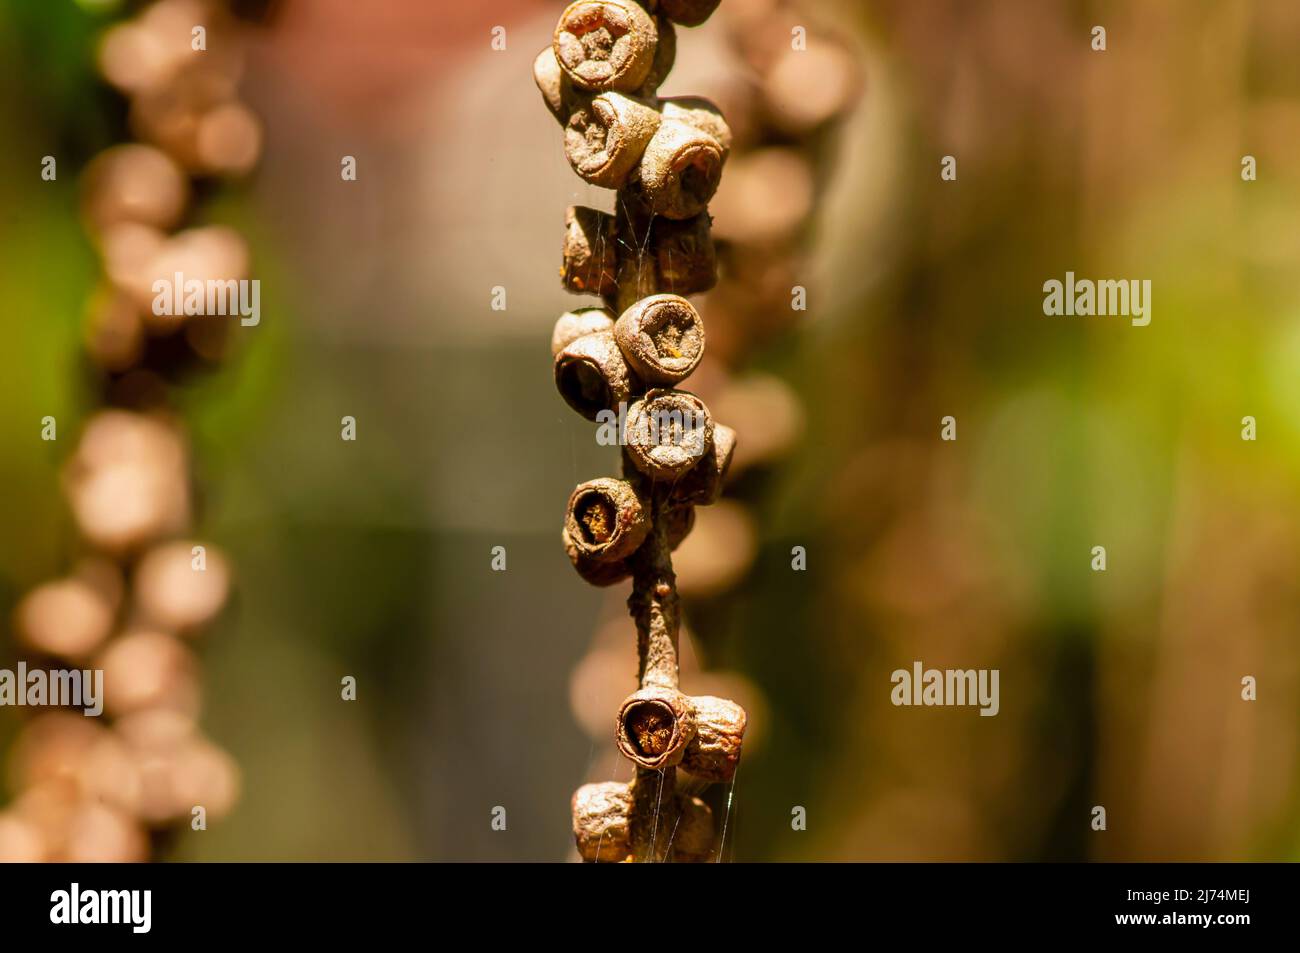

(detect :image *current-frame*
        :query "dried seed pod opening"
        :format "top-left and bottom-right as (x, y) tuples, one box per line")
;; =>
(649, 212), (717, 297)
(624, 389), (715, 480)
(657, 0), (723, 28)
(572, 781), (632, 862)
(564, 92), (661, 188)
(614, 293), (705, 385)
(681, 694), (747, 782)
(563, 527), (632, 587)
(554, 330), (635, 421)
(551, 307), (616, 357)
(564, 477), (650, 562)
(533, 46), (587, 125)
(636, 118), (725, 220)
(561, 206), (619, 297)
(670, 422), (736, 506)
(672, 794), (715, 862)
(553, 0), (658, 93)
(615, 686), (697, 769)
(660, 96), (732, 155)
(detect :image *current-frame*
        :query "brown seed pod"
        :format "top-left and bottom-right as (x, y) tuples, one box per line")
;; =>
(554, 329), (636, 421)
(681, 694), (746, 782)
(13, 558), (122, 660)
(665, 502), (695, 550)
(615, 686), (697, 769)
(62, 802), (150, 863)
(572, 780), (632, 862)
(614, 293), (705, 385)
(80, 144), (190, 234)
(562, 527), (632, 587)
(648, 212), (716, 297)
(561, 206), (619, 297)
(63, 410), (191, 554)
(97, 629), (201, 718)
(534, 46), (587, 124)
(553, 0), (658, 93)
(657, 0), (723, 28)
(660, 96), (732, 156)
(564, 477), (651, 562)
(760, 35), (862, 137)
(670, 422), (735, 506)
(133, 539), (231, 633)
(637, 16), (676, 96)
(564, 92), (661, 188)
(634, 118), (725, 220)
(624, 389), (714, 480)
(0, 813), (46, 863)
(672, 793), (715, 862)
(551, 307), (615, 356)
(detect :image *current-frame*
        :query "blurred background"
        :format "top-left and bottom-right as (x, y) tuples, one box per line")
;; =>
(2, 0), (1300, 861)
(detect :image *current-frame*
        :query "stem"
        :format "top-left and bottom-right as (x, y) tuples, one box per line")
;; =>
(627, 489), (681, 691)
(625, 485), (684, 860)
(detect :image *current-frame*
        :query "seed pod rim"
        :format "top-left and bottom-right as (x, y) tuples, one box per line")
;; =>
(564, 476), (651, 562)
(624, 388), (715, 480)
(613, 292), (706, 385)
(553, 0), (658, 93)
(615, 685), (698, 769)
(637, 117), (726, 220)
(564, 91), (661, 188)
(553, 329), (636, 421)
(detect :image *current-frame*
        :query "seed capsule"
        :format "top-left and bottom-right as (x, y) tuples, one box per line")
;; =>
(572, 781), (632, 862)
(660, 96), (732, 155)
(657, 0), (723, 28)
(614, 293), (705, 385)
(554, 330), (636, 421)
(553, 0), (658, 93)
(564, 92), (661, 188)
(564, 477), (650, 563)
(563, 527), (632, 587)
(13, 559), (122, 660)
(615, 686), (697, 769)
(681, 694), (746, 782)
(533, 46), (587, 125)
(670, 422), (735, 506)
(97, 629), (201, 718)
(80, 144), (190, 234)
(647, 212), (717, 297)
(634, 118), (725, 220)
(624, 389), (714, 480)
(134, 539), (231, 632)
(63, 410), (191, 554)
(561, 206), (619, 297)
(551, 307), (615, 357)
(672, 793), (715, 862)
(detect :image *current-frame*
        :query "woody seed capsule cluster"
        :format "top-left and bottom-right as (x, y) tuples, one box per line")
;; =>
(539, 0), (746, 863)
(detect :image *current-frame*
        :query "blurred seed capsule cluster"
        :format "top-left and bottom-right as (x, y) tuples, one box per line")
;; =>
(0, 0), (261, 862)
